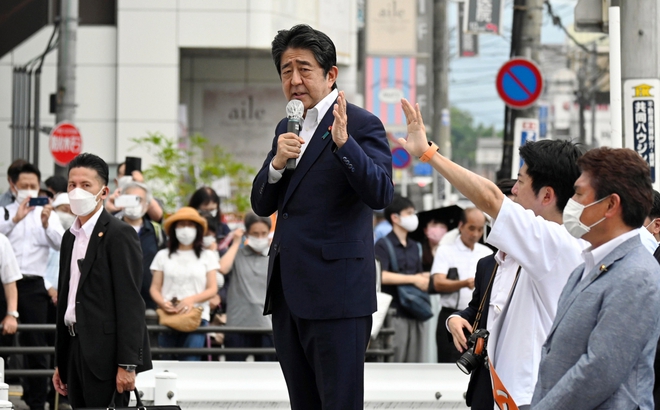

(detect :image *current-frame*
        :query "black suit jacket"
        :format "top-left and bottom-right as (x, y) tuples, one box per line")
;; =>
(456, 254), (497, 409)
(55, 209), (152, 381)
(251, 101), (393, 320)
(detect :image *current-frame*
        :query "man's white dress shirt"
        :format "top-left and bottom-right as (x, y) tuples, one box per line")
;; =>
(0, 233), (21, 285)
(268, 89), (339, 184)
(484, 197), (586, 406)
(637, 226), (658, 255)
(431, 235), (493, 310)
(64, 207), (103, 325)
(0, 201), (64, 289)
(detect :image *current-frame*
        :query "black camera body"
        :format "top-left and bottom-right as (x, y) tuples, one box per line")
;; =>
(456, 329), (489, 375)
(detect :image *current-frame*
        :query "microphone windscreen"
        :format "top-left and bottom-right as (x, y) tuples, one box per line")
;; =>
(286, 99), (304, 120)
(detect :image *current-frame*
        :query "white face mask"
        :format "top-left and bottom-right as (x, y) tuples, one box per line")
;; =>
(202, 236), (216, 248)
(175, 226), (197, 246)
(123, 205), (146, 221)
(398, 214), (419, 232)
(56, 211), (76, 230)
(16, 189), (39, 204)
(68, 187), (104, 217)
(248, 236), (270, 254)
(563, 196), (608, 239)
(208, 209), (218, 218)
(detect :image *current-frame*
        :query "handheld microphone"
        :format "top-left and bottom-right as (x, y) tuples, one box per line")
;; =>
(285, 99), (304, 170)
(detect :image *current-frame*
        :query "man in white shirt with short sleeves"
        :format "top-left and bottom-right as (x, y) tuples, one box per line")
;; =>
(0, 163), (63, 410)
(431, 207), (492, 363)
(399, 99), (586, 410)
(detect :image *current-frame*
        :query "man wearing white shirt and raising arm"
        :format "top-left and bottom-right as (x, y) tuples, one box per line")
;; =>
(0, 162), (63, 410)
(399, 99), (586, 410)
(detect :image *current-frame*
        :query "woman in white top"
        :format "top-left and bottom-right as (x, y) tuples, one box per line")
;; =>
(150, 207), (218, 361)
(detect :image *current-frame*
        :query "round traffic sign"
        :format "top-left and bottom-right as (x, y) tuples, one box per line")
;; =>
(391, 146), (412, 169)
(496, 58), (543, 109)
(49, 122), (82, 166)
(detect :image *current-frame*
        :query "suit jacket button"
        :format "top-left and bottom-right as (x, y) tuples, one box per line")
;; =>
(282, 213), (289, 219)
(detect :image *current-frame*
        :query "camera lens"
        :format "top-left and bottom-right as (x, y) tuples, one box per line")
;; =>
(456, 352), (479, 375)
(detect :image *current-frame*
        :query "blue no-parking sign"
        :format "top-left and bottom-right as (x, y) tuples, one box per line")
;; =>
(391, 147), (412, 169)
(496, 58), (543, 110)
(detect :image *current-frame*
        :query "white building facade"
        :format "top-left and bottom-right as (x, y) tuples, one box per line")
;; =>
(0, 0), (360, 190)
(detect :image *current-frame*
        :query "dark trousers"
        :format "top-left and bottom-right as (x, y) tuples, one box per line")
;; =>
(270, 269), (372, 410)
(66, 336), (128, 409)
(224, 332), (275, 362)
(436, 307), (462, 363)
(17, 277), (50, 410)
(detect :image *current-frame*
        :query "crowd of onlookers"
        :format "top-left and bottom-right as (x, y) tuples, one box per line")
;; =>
(0, 159), (275, 410)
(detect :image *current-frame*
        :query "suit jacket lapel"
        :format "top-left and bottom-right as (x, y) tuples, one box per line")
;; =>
(58, 232), (76, 313)
(77, 210), (110, 292)
(547, 236), (638, 340)
(282, 102), (336, 208)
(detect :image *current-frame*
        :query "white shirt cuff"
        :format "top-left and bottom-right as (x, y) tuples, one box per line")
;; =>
(445, 313), (462, 332)
(268, 160), (285, 184)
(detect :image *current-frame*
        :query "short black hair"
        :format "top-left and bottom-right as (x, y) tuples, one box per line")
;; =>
(244, 212), (272, 232)
(7, 159), (28, 183)
(16, 163), (41, 182)
(519, 139), (584, 212)
(189, 187), (221, 214)
(68, 153), (109, 186)
(384, 195), (415, 225)
(496, 178), (516, 197)
(45, 175), (68, 194)
(651, 190), (660, 220)
(271, 24), (338, 90)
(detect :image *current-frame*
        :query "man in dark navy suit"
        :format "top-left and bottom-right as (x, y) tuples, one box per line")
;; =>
(251, 24), (393, 410)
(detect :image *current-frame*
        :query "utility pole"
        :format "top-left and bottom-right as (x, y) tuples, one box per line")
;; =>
(432, 0), (450, 206)
(589, 42), (597, 147)
(497, 0), (543, 180)
(619, 0), (660, 142)
(55, 0), (78, 176)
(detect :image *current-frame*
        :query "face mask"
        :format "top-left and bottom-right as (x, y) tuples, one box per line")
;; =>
(202, 236), (216, 248)
(16, 189), (39, 204)
(123, 205), (146, 221)
(175, 226), (197, 246)
(248, 236), (270, 254)
(563, 196), (608, 239)
(208, 209), (218, 218)
(68, 187), (104, 217)
(426, 225), (447, 243)
(56, 211), (76, 230)
(398, 214), (419, 232)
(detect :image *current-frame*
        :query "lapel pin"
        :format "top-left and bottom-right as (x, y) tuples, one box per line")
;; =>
(599, 264), (607, 272)
(98, 232), (104, 237)
(322, 126), (332, 140)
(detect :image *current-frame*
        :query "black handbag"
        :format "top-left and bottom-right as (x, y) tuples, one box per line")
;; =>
(381, 237), (433, 321)
(84, 389), (181, 410)
(397, 285), (433, 321)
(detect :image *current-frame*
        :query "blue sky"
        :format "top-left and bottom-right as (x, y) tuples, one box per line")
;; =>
(449, 0), (577, 129)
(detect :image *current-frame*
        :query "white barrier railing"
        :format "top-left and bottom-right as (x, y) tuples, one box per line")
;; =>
(135, 361), (471, 409)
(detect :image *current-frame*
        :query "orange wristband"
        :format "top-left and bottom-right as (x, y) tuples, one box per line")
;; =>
(419, 141), (439, 162)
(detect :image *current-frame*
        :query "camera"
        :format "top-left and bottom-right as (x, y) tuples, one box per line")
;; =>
(456, 329), (489, 375)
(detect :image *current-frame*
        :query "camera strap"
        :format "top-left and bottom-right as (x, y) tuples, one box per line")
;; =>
(472, 262), (499, 330)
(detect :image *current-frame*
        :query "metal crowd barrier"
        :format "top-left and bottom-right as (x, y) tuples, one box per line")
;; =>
(0, 323), (396, 378)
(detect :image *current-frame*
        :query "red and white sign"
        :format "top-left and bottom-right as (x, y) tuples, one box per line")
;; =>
(49, 122), (82, 166)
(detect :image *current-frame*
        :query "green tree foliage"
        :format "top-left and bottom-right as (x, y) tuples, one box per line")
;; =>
(131, 132), (255, 214)
(451, 106), (502, 169)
